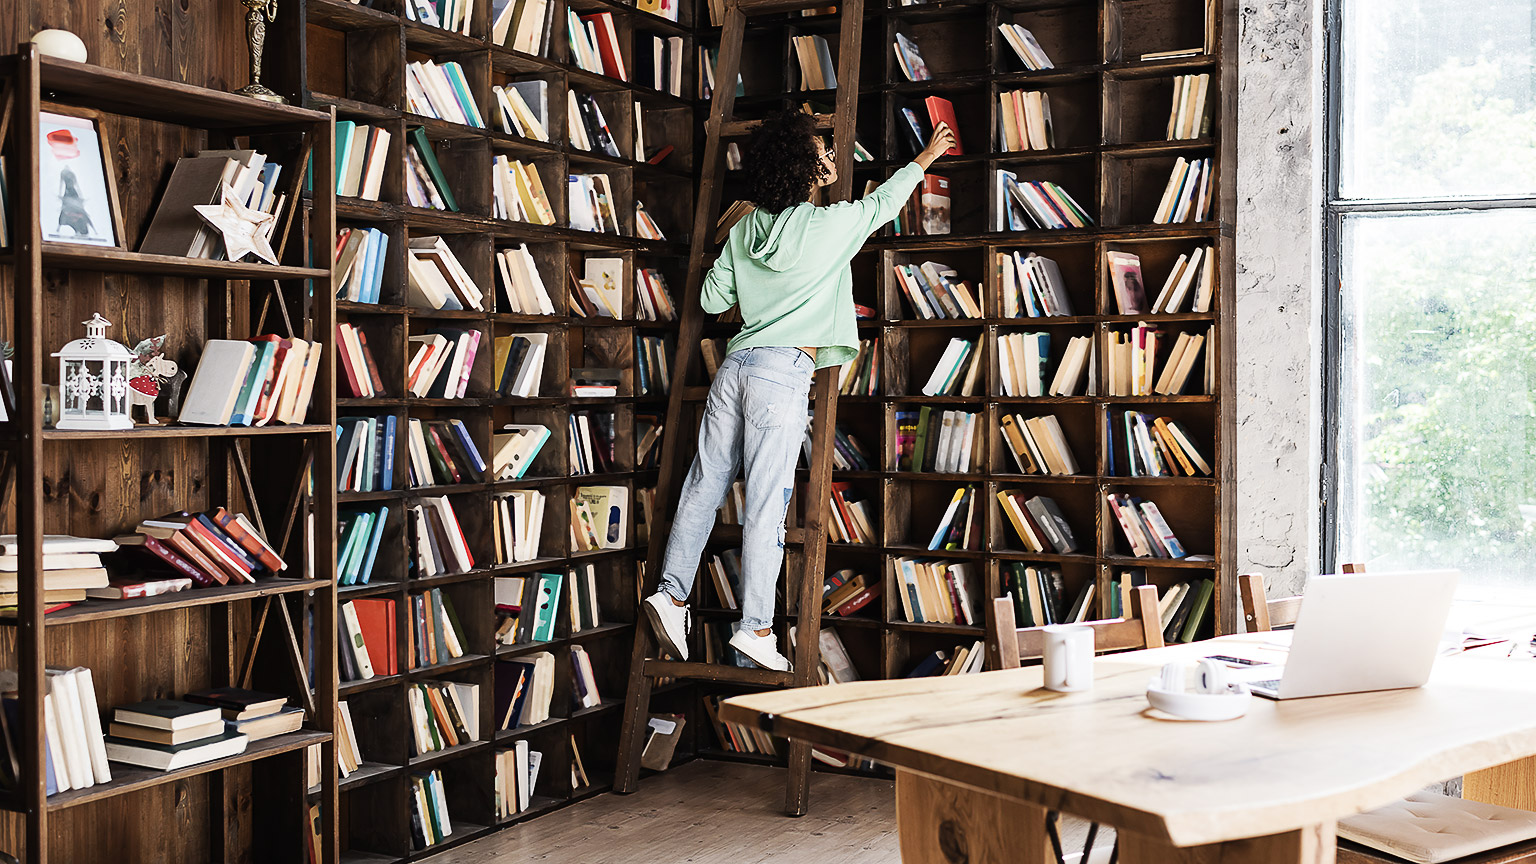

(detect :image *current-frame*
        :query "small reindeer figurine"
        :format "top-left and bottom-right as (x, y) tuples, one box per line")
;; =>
(127, 336), (182, 425)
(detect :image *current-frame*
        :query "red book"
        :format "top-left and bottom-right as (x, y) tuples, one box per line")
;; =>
(580, 13), (628, 81)
(116, 536), (220, 587)
(645, 144), (674, 165)
(355, 329), (387, 396)
(212, 507), (287, 573)
(249, 335), (292, 422)
(923, 96), (963, 155)
(351, 597), (397, 676)
(150, 529), (230, 586)
(426, 425), (462, 484)
(335, 323), (365, 398)
(832, 583), (883, 617)
(181, 518), (255, 583)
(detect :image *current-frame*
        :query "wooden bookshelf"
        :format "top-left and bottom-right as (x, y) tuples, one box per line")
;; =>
(267, 0), (697, 858)
(0, 48), (339, 863)
(662, 0), (1235, 772)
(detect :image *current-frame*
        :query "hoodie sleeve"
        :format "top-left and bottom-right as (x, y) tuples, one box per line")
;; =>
(834, 161), (926, 238)
(700, 240), (737, 314)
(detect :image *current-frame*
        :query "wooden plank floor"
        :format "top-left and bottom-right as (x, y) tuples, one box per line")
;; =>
(429, 760), (900, 864)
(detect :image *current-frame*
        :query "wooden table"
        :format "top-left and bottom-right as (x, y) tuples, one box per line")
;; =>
(720, 633), (1536, 864)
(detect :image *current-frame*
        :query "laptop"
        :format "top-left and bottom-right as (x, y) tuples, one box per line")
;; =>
(1247, 569), (1459, 700)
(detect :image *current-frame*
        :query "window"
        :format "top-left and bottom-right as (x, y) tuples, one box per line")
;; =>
(1325, 0), (1536, 587)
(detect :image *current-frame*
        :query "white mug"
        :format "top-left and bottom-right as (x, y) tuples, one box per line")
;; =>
(1042, 624), (1095, 692)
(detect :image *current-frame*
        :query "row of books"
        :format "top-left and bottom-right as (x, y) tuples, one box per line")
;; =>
(491, 81), (550, 142)
(496, 739), (543, 819)
(338, 506), (389, 589)
(1107, 492), (1186, 559)
(566, 91), (620, 157)
(571, 643), (603, 709)
(495, 572), (562, 645)
(1104, 323), (1208, 396)
(891, 172), (950, 236)
(822, 570), (881, 618)
(894, 260), (984, 320)
(635, 334), (671, 396)
(3, 666), (107, 793)
(405, 60), (485, 128)
(639, 33), (686, 96)
(493, 424), (552, 479)
(490, 0), (555, 54)
(493, 332), (549, 398)
(493, 490), (545, 564)
(837, 338), (881, 396)
(410, 768), (455, 850)
(792, 34), (838, 90)
(895, 557), (979, 625)
(998, 251), (1073, 317)
(335, 700), (364, 778)
(801, 418), (874, 472)
(567, 10), (626, 81)
(998, 90), (1055, 152)
(496, 244), (557, 314)
(409, 0), (474, 34)
(1152, 157), (1214, 224)
(703, 695), (779, 757)
(997, 491), (1080, 554)
(332, 416), (389, 495)
(921, 336), (984, 396)
(999, 22), (1054, 70)
(704, 548), (743, 609)
(909, 640), (987, 677)
(1108, 246), (1216, 315)
(569, 485), (629, 551)
(635, 200), (667, 240)
(828, 483), (877, 545)
(410, 497), (476, 577)
(336, 322), (385, 398)
(1000, 413), (1082, 475)
(496, 654), (555, 727)
(406, 130), (458, 211)
(141, 148), (286, 261)
(897, 407), (982, 474)
(115, 509), (287, 588)
(927, 486), (984, 551)
(996, 171), (1094, 231)
(407, 680), (481, 756)
(493, 156), (557, 225)
(999, 331), (1093, 397)
(1167, 73), (1213, 141)
(406, 418), (488, 487)
(334, 121), (391, 201)
(569, 172), (622, 234)
(1114, 576), (1217, 643)
(335, 227), (389, 303)
(1003, 562), (1094, 627)
(408, 235), (484, 311)
(106, 688), (295, 771)
(180, 336), (322, 426)
(569, 410), (615, 475)
(1111, 412), (1212, 478)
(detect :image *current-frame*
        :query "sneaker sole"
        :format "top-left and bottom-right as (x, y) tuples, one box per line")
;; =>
(643, 598), (688, 661)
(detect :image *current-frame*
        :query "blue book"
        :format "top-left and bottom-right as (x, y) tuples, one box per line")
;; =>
(447, 419), (486, 476)
(442, 62), (485, 127)
(2, 697), (55, 795)
(1032, 333), (1050, 393)
(357, 506), (389, 585)
(381, 414), (397, 491)
(346, 510), (376, 584)
(229, 341), (274, 426)
(335, 512), (362, 584)
(365, 229), (389, 303)
(334, 121), (357, 194)
(363, 417), (380, 493)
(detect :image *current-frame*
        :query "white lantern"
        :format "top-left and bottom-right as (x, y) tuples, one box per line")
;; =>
(52, 314), (134, 431)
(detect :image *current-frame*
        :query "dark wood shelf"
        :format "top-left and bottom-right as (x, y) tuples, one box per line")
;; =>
(33, 55), (329, 128)
(8, 578), (329, 627)
(32, 422), (332, 442)
(21, 245), (330, 280)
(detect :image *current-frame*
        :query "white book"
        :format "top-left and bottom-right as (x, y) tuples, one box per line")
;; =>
(179, 340), (256, 425)
(45, 668), (94, 790)
(1192, 249), (1216, 313)
(43, 692), (71, 793)
(340, 600), (376, 679)
(71, 668), (112, 785)
(515, 739), (532, 811)
(921, 338), (969, 396)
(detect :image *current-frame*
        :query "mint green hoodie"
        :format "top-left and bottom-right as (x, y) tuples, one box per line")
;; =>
(702, 162), (925, 369)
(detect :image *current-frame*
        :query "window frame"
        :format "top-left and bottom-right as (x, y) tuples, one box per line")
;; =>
(1320, 0), (1536, 572)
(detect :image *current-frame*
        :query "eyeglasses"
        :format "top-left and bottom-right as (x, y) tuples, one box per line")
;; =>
(819, 147), (837, 163)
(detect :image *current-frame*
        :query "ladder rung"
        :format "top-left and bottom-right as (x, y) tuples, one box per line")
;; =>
(737, 0), (839, 15)
(719, 113), (834, 139)
(644, 659), (796, 687)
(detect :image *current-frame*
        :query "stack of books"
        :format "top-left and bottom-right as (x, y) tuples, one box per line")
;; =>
(837, 339), (880, 396)
(139, 148), (287, 261)
(4, 666), (111, 795)
(496, 244), (556, 314)
(187, 687), (302, 741)
(996, 492), (1080, 554)
(999, 413), (1082, 475)
(336, 416), (396, 493)
(405, 60), (485, 127)
(998, 251), (1073, 317)
(333, 122), (391, 201)
(406, 128), (459, 211)
(893, 260), (983, 319)
(490, 81), (550, 141)
(920, 336), (983, 396)
(114, 508), (286, 588)
(337, 506), (390, 585)
(495, 654), (556, 727)
(408, 588), (470, 670)
(178, 336), (323, 426)
(894, 557), (978, 625)
(408, 680), (480, 755)
(336, 322), (385, 397)
(104, 698), (248, 771)
(405, 418), (487, 486)
(492, 157), (558, 224)
(492, 424), (552, 480)
(821, 570), (881, 618)
(495, 739), (544, 817)
(339, 597), (396, 682)
(408, 498), (475, 577)
(492, 490), (546, 564)
(897, 407), (981, 474)
(0, 535), (114, 608)
(926, 485), (983, 551)
(828, 483), (876, 544)
(1003, 562), (1093, 626)
(1152, 157), (1213, 224)
(335, 227), (389, 303)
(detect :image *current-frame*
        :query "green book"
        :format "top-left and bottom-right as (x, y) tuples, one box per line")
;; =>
(114, 699), (222, 731)
(1108, 578), (1120, 618)
(1179, 578), (1216, 643)
(334, 120), (356, 194)
(408, 127), (460, 212)
(1009, 562), (1032, 627)
(441, 62), (485, 128)
(339, 511), (374, 585)
(910, 405), (933, 472)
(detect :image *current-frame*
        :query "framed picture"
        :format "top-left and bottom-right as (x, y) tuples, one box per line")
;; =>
(38, 106), (123, 248)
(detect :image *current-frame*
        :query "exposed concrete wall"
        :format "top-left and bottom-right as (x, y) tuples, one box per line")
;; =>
(1235, 0), (1323, 596)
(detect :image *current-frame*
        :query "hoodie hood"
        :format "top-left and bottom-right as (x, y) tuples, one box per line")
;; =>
(742, 203), (814, 272)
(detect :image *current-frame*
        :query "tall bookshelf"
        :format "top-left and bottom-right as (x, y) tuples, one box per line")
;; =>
(269, 1), (698, 859)
(0, 48), (338, 862)
(660, 0), (1235, 771)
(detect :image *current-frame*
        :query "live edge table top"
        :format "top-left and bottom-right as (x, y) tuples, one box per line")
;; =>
(720, 634), (1536, 847)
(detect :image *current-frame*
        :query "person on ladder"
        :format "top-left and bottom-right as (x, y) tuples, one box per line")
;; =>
(644, 109), (957, 672)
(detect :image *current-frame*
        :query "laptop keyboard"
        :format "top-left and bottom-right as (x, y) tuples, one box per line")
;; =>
(1249, 679), (1282, 692)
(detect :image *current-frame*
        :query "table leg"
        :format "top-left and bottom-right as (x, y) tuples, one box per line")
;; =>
(1117, 822), (1336, 864)
(895, 769), (1052, 864)
(1465, 757), (1536, 811)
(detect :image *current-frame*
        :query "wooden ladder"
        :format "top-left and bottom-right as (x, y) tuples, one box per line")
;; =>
(613, 0), (866, 816)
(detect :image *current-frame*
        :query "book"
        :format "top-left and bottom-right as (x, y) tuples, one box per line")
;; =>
(103, 728), (248, 771)
(113, 699), (223, 731)
(178, 340), (256, 425)
(893, 32), (931, 82)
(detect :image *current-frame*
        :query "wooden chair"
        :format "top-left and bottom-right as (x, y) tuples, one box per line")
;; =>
(1241, 569), (1536, 863)
(987, 584), (1163, 864)
(990, 584), (1165, 669)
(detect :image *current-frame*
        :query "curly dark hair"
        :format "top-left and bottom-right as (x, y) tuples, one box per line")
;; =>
(744, 110), (827, 214)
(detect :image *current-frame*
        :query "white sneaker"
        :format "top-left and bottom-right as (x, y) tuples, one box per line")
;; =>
(643, 592), (690, 661)
(729, 628), (792, 672)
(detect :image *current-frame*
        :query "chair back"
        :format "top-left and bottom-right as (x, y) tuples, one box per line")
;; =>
(1239, 565), (1363, 632)
(989, 584), (1164, 670)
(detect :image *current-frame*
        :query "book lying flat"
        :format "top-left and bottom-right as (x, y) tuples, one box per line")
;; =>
(113, 699), (222, 732)
(103, 728), (248, 771)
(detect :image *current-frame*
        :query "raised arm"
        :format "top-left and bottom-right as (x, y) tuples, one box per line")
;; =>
(840, 123), (958, 236)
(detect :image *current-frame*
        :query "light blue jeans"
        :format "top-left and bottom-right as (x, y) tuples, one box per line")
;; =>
(659, 346), (814, 631)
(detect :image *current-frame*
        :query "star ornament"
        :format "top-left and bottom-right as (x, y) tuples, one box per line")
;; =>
(194, 182), (279, 265)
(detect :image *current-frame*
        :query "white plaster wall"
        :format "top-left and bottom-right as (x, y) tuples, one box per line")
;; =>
(1235, 0), (1323, 596)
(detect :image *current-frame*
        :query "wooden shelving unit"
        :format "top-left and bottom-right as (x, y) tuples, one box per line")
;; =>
(269, 0), (697, 859)
(660, 0), (1235, 771)
(0, 48), (338, 862)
